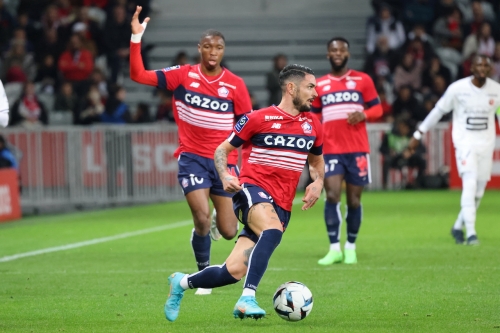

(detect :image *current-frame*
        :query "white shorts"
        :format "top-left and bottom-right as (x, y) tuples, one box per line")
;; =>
(455, 147), (494, 181)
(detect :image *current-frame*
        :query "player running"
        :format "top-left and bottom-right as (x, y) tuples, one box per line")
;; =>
(129, 6), (253, 294)
(164, 64), (324, 321)
(409, 54), (500, 245)
(312, 37), (382, 265)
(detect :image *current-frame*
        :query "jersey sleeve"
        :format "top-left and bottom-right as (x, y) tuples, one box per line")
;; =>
(309, 117), (323, 155)
(155, 65), (190, 91)
(361, 74), (380, 108)
(0, 80), (9, 113)
(227, 113), (259, 148)
(233, 78), (253, 118)
(434, 85), (455, 113)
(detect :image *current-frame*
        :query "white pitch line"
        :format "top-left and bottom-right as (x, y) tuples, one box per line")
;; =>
(0, 197), (309, 263)
(0, 220), (192, 263)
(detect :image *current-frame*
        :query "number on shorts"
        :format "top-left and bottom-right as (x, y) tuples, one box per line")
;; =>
(327, 159), (338, 172)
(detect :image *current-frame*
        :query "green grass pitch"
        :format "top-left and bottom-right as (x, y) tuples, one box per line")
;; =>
(1, 190), (499, 333)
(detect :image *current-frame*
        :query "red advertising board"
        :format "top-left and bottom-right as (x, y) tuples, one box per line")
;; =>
(449, 122), (500, 189)
(0, 168), (21, 222)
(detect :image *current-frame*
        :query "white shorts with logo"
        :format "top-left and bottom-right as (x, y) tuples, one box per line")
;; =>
(455, 146), (494, 181)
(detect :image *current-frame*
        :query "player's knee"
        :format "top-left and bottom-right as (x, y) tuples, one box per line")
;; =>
(325, 190), (341, 203)
(219, 227), (238, 240)
(346, 195), (361, 209)
(192, 211), (210, 234)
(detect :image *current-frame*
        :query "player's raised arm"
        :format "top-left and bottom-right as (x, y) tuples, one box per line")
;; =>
(302, 153), (325, 211)
(129, 6), (158, 86)
(214, 140), (242, 193)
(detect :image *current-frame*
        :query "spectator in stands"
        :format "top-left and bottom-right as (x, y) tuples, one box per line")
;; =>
(90, 68), (109, 100)
(393, 52), (423, 91)
(249, 91), (260, 111)
(71, 22), (98, 57)
(10, 81), (48, 128)
(366, 2), (405, 54)
(435, 0), (456, 20)
(132, 102), (152, 123)
(155, 90), (174, 122)
(35, 28), (64, 66)
(391, 85), (423, 122)
(104, 4), (131, 83)
(265, 53), (287, 106)
(41, 5), (62, 32)
(35, 54), (58, 94)
(101, 85), (130, 124)
(172, 51), (189, 66)
(429, 74), (447, 98)
(0, 0), (16, 47)
(402, 0), (435, 32)
(407, 23), (434, 47)
(3, 41), (36, 81)
(415, 95), (438, 122)
(377, 89), (393, 123)
(75, 84), (104, 125)
(421, 55), (452, 94)
(54, 81), (79, 114)
(363, 35), (398, 81)
(72, 6), (104, 56)
(463, 0), (498, 37)
(0, 134), (18, 171)
(5, 28), (34, 53)
(16, 12), (40, 44)
(58, 34), (94, 92)
(433, 6), (463, 51)
(404, 37), (434, 65)
(462, 22), (496, 61)
(492, 42), (500, 82)
(379, 118), (427, 189)
(4, 59), (27, 83)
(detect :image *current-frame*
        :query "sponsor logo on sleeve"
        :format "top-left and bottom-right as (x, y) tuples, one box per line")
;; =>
(163, 65), (181, 72)
(218, 86), (229, 98)
(301, 122), (312, 134)
(235, 114), (249, 133)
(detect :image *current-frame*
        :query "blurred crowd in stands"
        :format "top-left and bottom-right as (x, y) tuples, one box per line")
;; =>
(0, 0), (153, 127)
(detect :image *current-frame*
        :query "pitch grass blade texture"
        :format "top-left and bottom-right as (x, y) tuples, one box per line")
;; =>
(0, 191), (499, 333)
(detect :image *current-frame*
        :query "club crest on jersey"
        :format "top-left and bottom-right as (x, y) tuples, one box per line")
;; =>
(301, 122), (312, 134)
(163, 65), (180, 72)
(258, 192), (268, 199)
(346, 80), (356, 89)
(235, 114), (249, 132)
(218, 86), (229, 98)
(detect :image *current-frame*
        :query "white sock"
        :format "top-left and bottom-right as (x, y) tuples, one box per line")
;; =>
(329, 242), (341, 252)
(461, 173), (478, 238)
(180, 274), (189, 290)
(242, 288), (255, 297)
(344, 241), (356, 250)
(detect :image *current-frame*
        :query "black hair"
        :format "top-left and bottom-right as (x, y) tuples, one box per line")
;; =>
(200, 29), (225, 43)
(326, 36), (349, 49)
(279, 64), (315, 90)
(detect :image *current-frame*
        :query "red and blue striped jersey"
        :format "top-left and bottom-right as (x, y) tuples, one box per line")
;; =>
(311, 69), (379, 154)
(227, 106), (323, 210)
(157, 64), (252, 164)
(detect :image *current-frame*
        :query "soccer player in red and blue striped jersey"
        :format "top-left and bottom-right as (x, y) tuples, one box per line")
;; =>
(129, 6), (253, 295)
(312, 37), (383, 265)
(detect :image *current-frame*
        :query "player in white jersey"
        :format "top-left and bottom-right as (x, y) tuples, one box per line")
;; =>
(409, 55), (500, 245)
(0, 80), (9, 127)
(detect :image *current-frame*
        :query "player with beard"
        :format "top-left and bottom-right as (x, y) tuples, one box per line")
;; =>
(312, 37), (382, 265)
(129, 6), (253, 295)
(164, 64), (325, 321)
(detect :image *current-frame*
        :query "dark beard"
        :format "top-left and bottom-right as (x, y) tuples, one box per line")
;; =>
(329, 57), (349, 72)
(292, 94), (311, 112)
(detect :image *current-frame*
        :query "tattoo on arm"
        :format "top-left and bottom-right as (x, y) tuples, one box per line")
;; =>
(214, 146), (229, 178)
(243, 246), (255, 267)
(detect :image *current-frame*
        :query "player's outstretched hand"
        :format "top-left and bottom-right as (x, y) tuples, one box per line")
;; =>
(347, 111), (366, 125)
(301, 180), (323, 211)
(131, 6), (150, 35)
(222, 175), (242, 194)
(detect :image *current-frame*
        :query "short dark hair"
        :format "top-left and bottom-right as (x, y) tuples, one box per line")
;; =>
(279, 64), (315, 90)
(326, 36), (349, 49)
(200, 29), (225, 43)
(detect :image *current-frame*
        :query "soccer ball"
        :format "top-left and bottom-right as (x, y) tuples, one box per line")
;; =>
(273, 281), (313, 321)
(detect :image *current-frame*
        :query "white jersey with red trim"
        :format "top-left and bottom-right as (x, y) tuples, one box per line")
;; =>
(156, 64), (252, 164)
(227, 106), (323, 210)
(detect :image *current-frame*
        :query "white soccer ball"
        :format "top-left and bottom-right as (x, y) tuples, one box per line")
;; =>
(273, 281), (313, 321)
